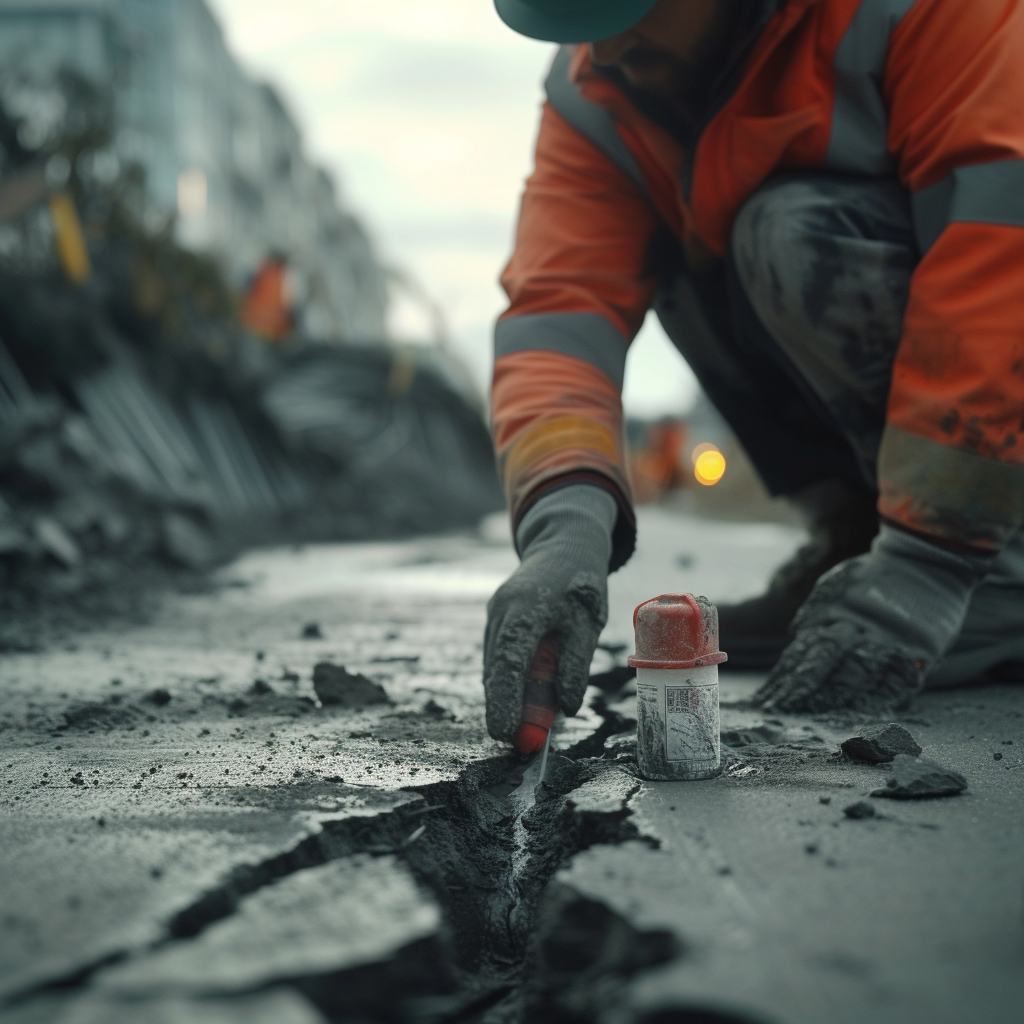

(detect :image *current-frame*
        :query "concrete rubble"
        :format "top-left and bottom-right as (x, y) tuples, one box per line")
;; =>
(0, 53), (503, 655)
(840, 724), (922, 763)
(842, 801), (877, 820)
(871, 755), (969, 801)
(312, 663), (392, 709)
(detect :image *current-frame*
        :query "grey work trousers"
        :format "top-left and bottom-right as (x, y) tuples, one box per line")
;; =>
(653, 172), (1023, 684)
(656, 172), (915, 498)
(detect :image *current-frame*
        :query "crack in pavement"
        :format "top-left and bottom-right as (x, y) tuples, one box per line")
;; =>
(4, 683), (765, 1024)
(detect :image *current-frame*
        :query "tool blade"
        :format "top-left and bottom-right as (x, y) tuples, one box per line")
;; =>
(537, 729), (551, 786)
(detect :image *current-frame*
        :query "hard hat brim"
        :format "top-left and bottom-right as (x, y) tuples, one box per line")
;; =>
(494, 0), (661, 44)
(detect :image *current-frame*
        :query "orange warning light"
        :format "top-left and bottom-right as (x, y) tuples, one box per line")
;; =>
(691, 442), (719, 465)
(694, 448), (726, 486)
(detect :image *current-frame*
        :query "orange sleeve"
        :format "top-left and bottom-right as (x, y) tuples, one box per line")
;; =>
(879, 0), (1024, 550)
(499, 102), (661, 334)
(493, 101), (662, 567)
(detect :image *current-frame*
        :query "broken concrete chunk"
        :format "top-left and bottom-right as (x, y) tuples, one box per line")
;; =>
(603, 732), (635, 759)
(421, 699), (454, 721)
(0, 521), (30, 557)
(60, 414), (110, 472)
(841, 723), (922, 763)
(843, 801), (876, 820)
(33, 516), (81, 568)
(720, 723), (785, 747)
(566, 770), (637, 816)
(0, 500), (31, 558)
(536, 884), (679, 993)
(312, 662), (391, 708)
(872, 754), (967, 800)
(162, 512), (215, 570)
(94, 855), (440, 995)
(62, 698), (142, 732)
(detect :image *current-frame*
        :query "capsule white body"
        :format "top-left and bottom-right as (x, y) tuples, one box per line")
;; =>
(636, 664), (720, 781)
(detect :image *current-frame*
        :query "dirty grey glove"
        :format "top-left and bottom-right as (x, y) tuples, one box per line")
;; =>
(484, 485), (617, 742)
(755, 524), (991, 714)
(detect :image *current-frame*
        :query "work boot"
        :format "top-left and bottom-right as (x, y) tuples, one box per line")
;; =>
(929, 526), (1024, 687)
(717, 479), (879, 670)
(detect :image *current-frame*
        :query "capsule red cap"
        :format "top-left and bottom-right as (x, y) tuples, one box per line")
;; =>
(627, 593), (727, 670)
(513, 635), (559, 755)
(514, 722), (549, 755)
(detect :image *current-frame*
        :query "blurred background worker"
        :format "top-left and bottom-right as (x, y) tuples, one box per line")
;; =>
(242, 252), (297, 343)
(483, 0), (1024, 742)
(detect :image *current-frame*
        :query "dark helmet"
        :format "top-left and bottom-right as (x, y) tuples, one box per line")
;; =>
(493, 0), (661, 43)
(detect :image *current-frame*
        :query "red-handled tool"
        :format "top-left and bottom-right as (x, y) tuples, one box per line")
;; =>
(513, 635), (559, 756)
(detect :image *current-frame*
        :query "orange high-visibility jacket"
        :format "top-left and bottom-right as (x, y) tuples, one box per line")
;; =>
(243, 259), (293, 342)
(493, 0), (1024, 568)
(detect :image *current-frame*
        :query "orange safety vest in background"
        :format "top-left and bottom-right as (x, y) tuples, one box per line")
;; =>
(493, 0), (1024, 566)
(242, 258), (293, 342)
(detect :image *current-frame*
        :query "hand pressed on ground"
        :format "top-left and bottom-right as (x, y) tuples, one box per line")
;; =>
(755, 526), (990, 714)
(483, 486), (616, 742)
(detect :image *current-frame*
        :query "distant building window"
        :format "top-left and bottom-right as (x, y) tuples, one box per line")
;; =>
(177, 168), (207, 218)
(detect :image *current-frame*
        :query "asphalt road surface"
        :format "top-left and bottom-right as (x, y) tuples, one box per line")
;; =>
(1, 509), (1021, 1024)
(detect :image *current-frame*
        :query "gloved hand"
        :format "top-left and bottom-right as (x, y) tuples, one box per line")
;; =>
(484, 484), (617, 742)
(754, 524), (992, 714)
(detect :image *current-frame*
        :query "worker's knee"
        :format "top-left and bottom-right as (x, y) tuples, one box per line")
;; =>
(730, 173), (916, 371)
(731, 178), (816, 315)
(732, 176), (870, 335)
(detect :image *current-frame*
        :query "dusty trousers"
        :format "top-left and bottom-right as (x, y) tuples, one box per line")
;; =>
(654, 171), (916, 498)
(653, 171), (1024, 685)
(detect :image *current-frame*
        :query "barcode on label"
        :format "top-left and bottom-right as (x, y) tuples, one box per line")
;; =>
(666, 687), (701, 714)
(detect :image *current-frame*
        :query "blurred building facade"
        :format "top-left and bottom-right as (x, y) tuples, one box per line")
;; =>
(0, 0), (388, 343)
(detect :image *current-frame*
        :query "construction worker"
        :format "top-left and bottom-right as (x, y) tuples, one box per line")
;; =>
(483, 0), (1024, 742)
(242, 252), (295, 343)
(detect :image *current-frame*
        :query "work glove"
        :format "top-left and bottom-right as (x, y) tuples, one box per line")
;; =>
(754, 524), (992, 714)
(484, 484), (617, 742)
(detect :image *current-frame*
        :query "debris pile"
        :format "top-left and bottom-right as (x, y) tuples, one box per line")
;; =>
(0, 71), (502, 635)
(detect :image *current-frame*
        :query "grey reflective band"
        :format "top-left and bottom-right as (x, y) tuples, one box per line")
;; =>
(912, 159), (1024, 253)
(826, 0), (920, 176)
(879, 425), (1024, 549)
(544, 46), (647, 193)
(494, 312), (630, 390)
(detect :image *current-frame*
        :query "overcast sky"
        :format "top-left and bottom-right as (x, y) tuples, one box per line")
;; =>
(207, 0), (698, 416)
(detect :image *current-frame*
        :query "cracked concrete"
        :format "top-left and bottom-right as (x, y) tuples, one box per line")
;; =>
(1, 509), (1023, 1023)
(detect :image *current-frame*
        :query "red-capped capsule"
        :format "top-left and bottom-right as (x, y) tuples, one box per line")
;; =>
(628, 594), (726, 781)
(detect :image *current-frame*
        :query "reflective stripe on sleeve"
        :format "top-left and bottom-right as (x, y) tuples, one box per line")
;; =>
(826, 0), (920, 176)
(544, 46), (647, 194)
(912, 159), (1024, 253)
(502, 416), (620, 497)
(878, 424), (1024, 550)
(494, 312), (629, 391)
